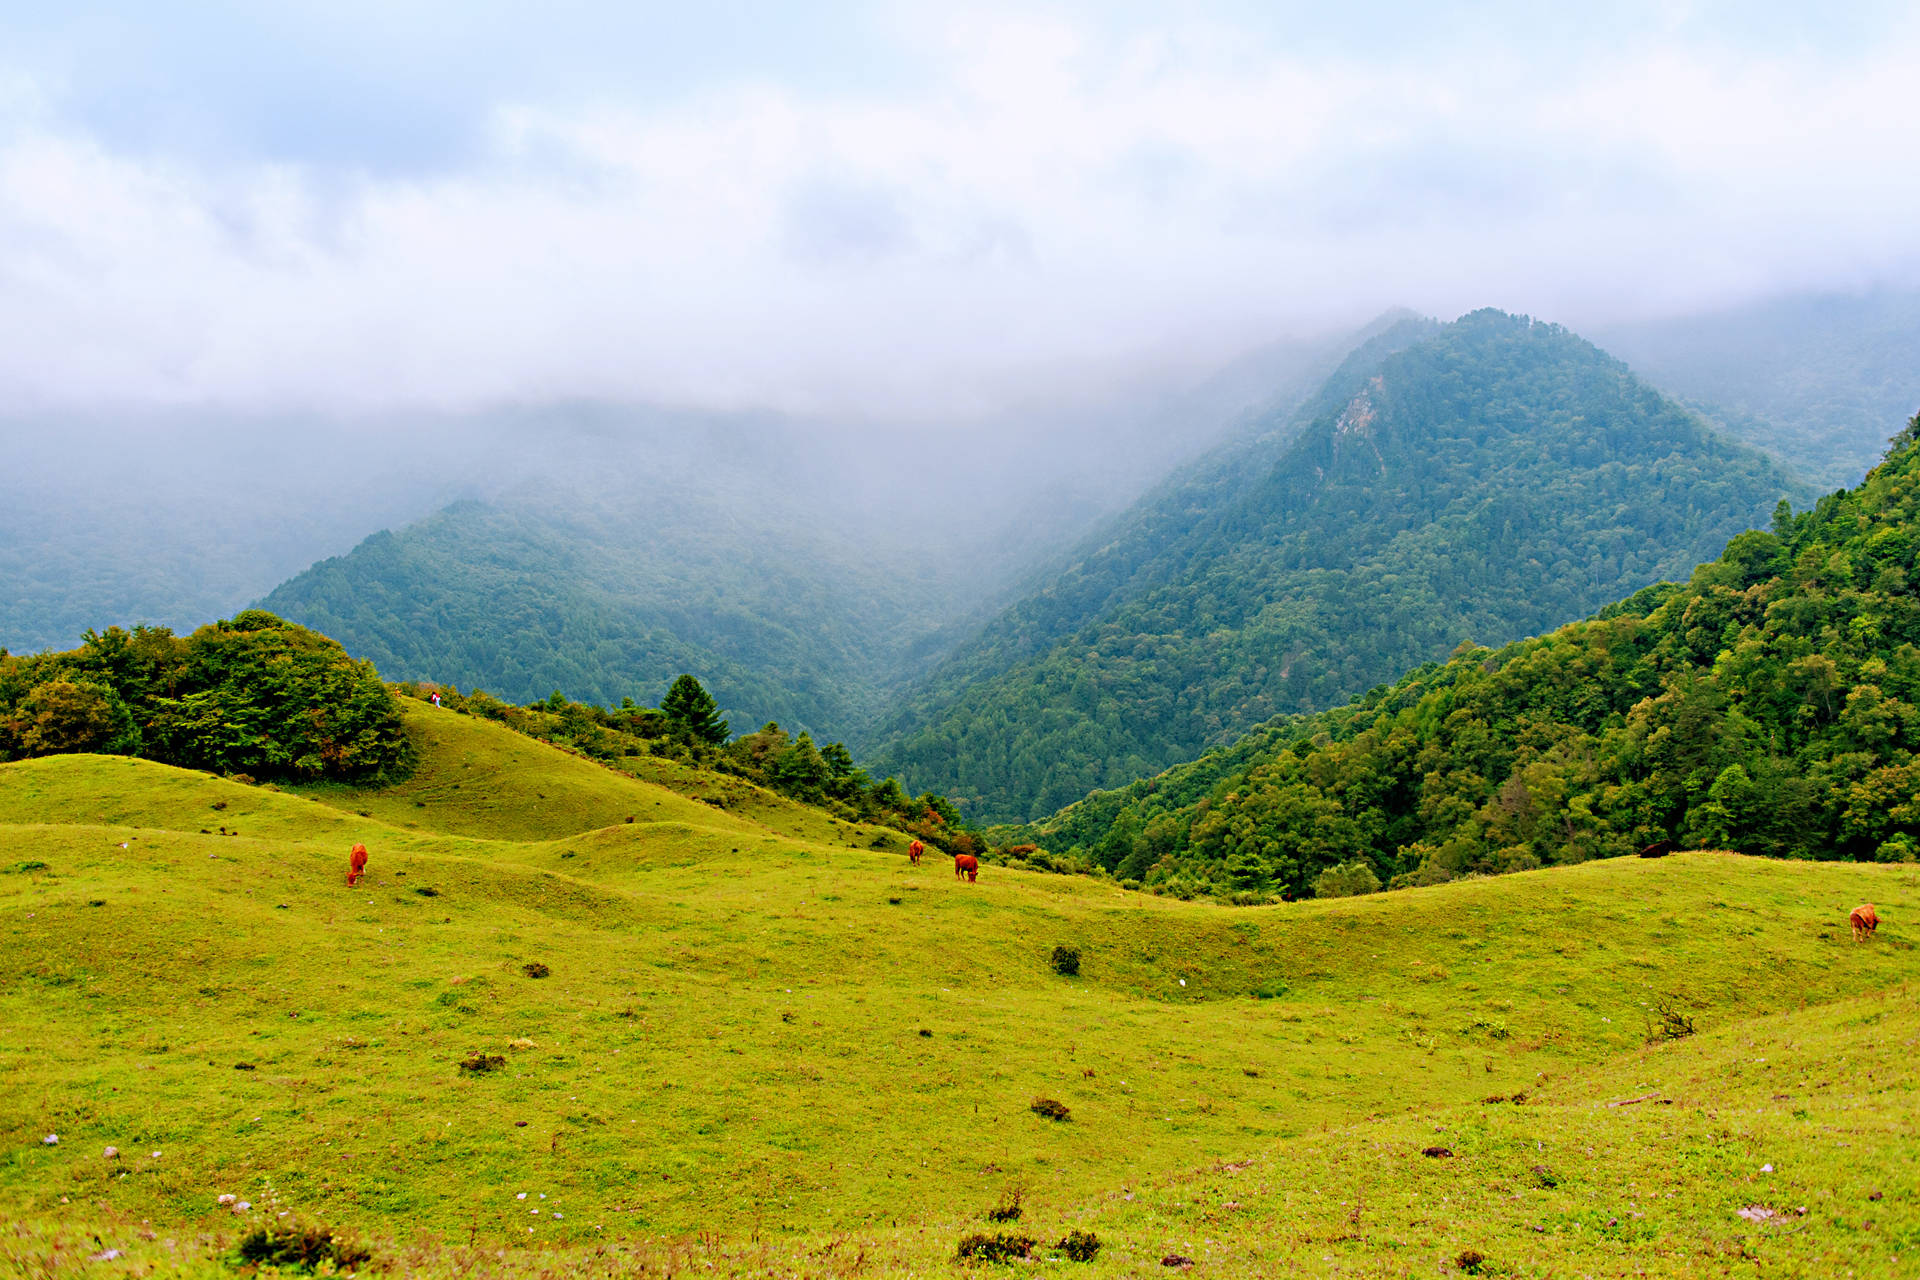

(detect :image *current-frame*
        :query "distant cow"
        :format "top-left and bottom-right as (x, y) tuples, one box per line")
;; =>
(954, 853), (979, 883)
(909, 840), (924, 865)
(1851, 903), (1879, 943)
(347, 842), (368, 886)
(1639, 839), (1675, 858)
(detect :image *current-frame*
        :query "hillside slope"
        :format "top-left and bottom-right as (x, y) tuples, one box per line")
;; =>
(1027, 412), (1920, 899)
(3, 735), (1914, 1273)
(874, 310), (1807, 822)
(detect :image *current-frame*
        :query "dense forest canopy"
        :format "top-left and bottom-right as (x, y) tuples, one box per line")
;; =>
(1019, 414), (1920, 900)
(0, 611), (412, 782)
(873, 310), (1808, 822)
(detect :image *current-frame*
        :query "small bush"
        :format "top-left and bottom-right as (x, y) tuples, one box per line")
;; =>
(956, 1233), (1034, 1263)
(231, 1220), (371, 1272)
(458, 1053), (506, 1073)
(1056, 1230), (1101, 1262)
(1456, 1249), (1486, 1274)
(1646, 998), (1696, 1042)
(1528, 1163), (1559, 1188)
(414, 886), (439, 898)
(522, 962), (550, 979)
(1313, 860), (1381, 898)
(985, 1187), (1023, 1222)
(1030, 1097), (1070, 1122)
(1050, 945), (1081, 977)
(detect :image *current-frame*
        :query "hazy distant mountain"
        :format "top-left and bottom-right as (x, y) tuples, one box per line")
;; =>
(1593, 290), (1920, 489)
(868, 309), (1811, 822)
(248, 322), (1390, 739)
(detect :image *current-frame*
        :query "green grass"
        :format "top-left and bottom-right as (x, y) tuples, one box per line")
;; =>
(3, 721), (1916, 1276)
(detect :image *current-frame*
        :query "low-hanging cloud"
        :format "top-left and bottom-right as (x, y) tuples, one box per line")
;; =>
(2, 3), (1918, 418)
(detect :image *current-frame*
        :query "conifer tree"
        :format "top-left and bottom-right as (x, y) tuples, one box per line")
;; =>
(659, 674), (729, 745)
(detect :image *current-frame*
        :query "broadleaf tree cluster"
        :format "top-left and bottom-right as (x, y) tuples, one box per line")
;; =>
(1019, 415), (1920, 900)
(0, 611), (413, 782)
(873, 310), (1806, 822)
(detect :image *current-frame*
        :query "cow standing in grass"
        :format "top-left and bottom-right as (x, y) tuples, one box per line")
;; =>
(1851, 903), (1879, 942)
(954, 853), (978, 882)
(347, 843), (369, 886)
(909, 840), (924, 865)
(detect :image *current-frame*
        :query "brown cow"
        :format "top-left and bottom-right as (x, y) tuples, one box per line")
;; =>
(347, 842), (369, 886)
(908, 840), (924, 865)
(1851, 903), (1879, 942)
(953, 853), (979, 883)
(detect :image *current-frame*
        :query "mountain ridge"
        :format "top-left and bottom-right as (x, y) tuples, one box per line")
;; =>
(870, 309), (1809, 821)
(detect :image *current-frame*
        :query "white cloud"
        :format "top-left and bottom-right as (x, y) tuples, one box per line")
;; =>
(1, 4), (1917, 416)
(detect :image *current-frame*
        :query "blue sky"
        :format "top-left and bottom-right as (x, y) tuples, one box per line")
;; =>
(2, 1), (1916, 415)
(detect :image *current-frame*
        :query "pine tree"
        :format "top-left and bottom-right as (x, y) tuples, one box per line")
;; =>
(660, 674), (729, 745)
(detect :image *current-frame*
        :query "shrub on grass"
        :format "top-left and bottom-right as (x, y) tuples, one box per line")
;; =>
(230, 1220), (371, 1272)
(1056, 1230), (1101, 1262)
(1646, 998), (1696, 1042)
(956, 1233), (1034, 1263)
(985, 1187), (1023, 1222)
(458, 1053), (506, 1073)
(1030, 1097), (1070, 1121)
(1050, 945), (1081, 977)
(1313, 860), (1381, 898)
(1456, 1248), (1486, 1274)
(522, 962), (550, 978)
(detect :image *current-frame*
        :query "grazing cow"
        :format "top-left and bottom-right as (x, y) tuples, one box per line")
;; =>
(909, 840), (924, 865)
(1851, 903), (1879, 942)
(1639, 839), (1675, 859)
(954, 853), (979, 883)
(347, 842), (369, 886)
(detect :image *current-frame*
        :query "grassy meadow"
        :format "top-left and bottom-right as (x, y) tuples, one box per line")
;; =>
(3, 702), (1916, 1276)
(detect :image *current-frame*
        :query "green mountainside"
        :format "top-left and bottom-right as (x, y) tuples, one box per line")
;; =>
(256, 491), (973, 742)
(1024, 413), (1920, 900)
(1595, 289), (1920, 489)
(873, 310), (1809, 823)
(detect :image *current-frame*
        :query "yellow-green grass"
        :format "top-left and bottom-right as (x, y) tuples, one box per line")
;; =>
(2, 733), (1916, 1276)
(13, 984), (1910, 1277)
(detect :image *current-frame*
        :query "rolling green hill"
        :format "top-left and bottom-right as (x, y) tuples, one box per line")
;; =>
(2, 720), (1914, 1276)
(1024, 412), (1920, 901)
(873, 310), (1808, 822)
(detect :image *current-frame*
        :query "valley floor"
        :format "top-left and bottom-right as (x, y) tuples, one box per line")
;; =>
(2, 713), (1915, 1276)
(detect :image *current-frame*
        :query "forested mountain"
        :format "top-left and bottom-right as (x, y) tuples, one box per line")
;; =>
(870, 310), (1809, 822)
(1023, 413), (1920, 900)
(1594, 289), (1920, 489)
(258, 488), (972, 737)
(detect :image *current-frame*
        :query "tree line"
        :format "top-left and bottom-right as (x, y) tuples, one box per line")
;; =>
(0, 610), (412, 781)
